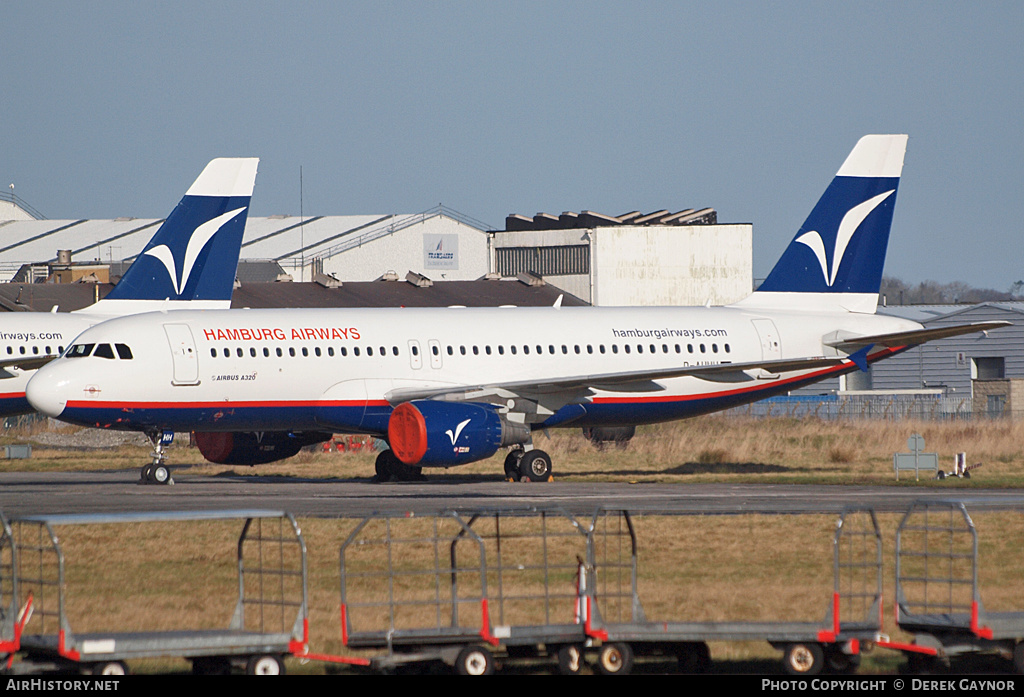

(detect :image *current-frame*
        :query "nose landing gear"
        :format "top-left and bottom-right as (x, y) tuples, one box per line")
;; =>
(141, 431), (174, 485)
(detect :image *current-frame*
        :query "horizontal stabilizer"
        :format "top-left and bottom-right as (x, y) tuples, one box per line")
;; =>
(824, 321), (1011, 350)
(0, 355), (58, 371)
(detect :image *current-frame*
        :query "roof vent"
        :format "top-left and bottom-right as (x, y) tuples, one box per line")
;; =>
(516, 270), (545, 287)
(314, 272), (341, 288)
(405, 271), (433, 288)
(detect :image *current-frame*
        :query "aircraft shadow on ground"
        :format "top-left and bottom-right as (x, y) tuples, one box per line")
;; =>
(664, 461), (791, 475)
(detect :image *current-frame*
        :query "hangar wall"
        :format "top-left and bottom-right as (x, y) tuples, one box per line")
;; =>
(591, 224), (751, 306)
(307, 215), (491, 283)
(491, 223), (752, 306)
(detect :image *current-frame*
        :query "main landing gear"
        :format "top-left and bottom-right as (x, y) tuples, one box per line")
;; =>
(141, 431), (173, 486)
(374, 448), (426, 482)
(504, 447), (553, 482)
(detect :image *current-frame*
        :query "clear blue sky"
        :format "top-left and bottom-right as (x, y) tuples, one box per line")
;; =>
(3, 1), (1022, 291)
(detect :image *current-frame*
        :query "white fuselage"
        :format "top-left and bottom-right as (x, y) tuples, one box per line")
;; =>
(25, 304), (920, 435)
(0, 300), (229, 417)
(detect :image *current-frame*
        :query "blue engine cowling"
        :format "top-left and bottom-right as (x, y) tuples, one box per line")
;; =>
(194, 430), (333, 465)
(388, 400), (528, 467)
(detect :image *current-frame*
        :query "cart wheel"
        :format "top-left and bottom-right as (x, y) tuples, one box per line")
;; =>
(677, 641), (711, 673)
(783, 643), (824, 675)
(192, 657), (232, 675)
(556, 644), (585, 674)
(825, 647), (861, 674)
(455, 645), (494, 675)
(91, 661), (128, 676)
(597, 642), (633, 675)
(906, 651), (942, 674)
(937, 471), (946, 480)
(246, 654), (285, 675)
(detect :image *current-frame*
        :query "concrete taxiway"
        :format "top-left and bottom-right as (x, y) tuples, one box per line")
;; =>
(1, 469), (1022, 518)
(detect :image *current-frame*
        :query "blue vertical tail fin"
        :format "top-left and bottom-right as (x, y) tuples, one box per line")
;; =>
(89, 157), (258, 313)
(735, 135), (907, 313)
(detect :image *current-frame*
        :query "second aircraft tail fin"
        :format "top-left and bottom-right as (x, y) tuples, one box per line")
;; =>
(90, 157), (258, 313)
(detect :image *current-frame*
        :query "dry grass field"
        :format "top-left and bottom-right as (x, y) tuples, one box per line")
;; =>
(3, 415), (1024, 674)
(9, 414), (1022, 485)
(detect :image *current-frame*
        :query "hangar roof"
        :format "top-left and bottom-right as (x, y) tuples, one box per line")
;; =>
(879, 302), (1024, 323)
(0, 277), (587, 314)
(0, 206), (489, 280)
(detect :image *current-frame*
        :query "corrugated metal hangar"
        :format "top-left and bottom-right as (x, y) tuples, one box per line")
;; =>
(0, 200), (752, 307)
(788, 302), (1024, 418)
(0, 206), (494, 285)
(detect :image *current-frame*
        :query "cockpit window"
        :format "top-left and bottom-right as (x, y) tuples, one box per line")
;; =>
(115, 344), (133, 360)
(66, 343), (95, 358)
(93, 344), (115, 359)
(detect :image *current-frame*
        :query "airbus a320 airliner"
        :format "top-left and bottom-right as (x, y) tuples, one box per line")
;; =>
(0, 158), (258, 429)
(25, 136), (1008, 484)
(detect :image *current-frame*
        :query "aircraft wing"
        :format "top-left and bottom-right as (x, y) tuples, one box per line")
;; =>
(383, 352), (865, 405)
(824, 321), (1011, 351)
(0, 355), (58, 371)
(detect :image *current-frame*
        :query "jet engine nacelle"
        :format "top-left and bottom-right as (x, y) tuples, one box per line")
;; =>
(582, 425), (636, 446)
(388, 400), (529, 467)
(194, 430), (333, 465)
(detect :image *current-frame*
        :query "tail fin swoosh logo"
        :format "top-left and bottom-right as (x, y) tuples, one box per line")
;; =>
(795, 190), (894, 287)
(143, 207), (246, 295)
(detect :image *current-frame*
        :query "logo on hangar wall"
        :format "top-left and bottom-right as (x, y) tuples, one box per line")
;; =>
(424, 234), (459, 270)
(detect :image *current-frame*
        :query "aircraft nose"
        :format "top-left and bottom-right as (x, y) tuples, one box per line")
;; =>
(26, 368), (68, 418)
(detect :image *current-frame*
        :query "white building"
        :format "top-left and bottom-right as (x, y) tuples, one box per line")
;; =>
(242, 207), (492, 283)
(491, 209), (752, 306)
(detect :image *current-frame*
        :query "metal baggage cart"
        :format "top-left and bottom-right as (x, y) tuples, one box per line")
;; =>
(580, 509), (884, 675)
(885, 500), (1024, 673)
(336, 508), (591, 674)
(5, 509), (307, 675)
